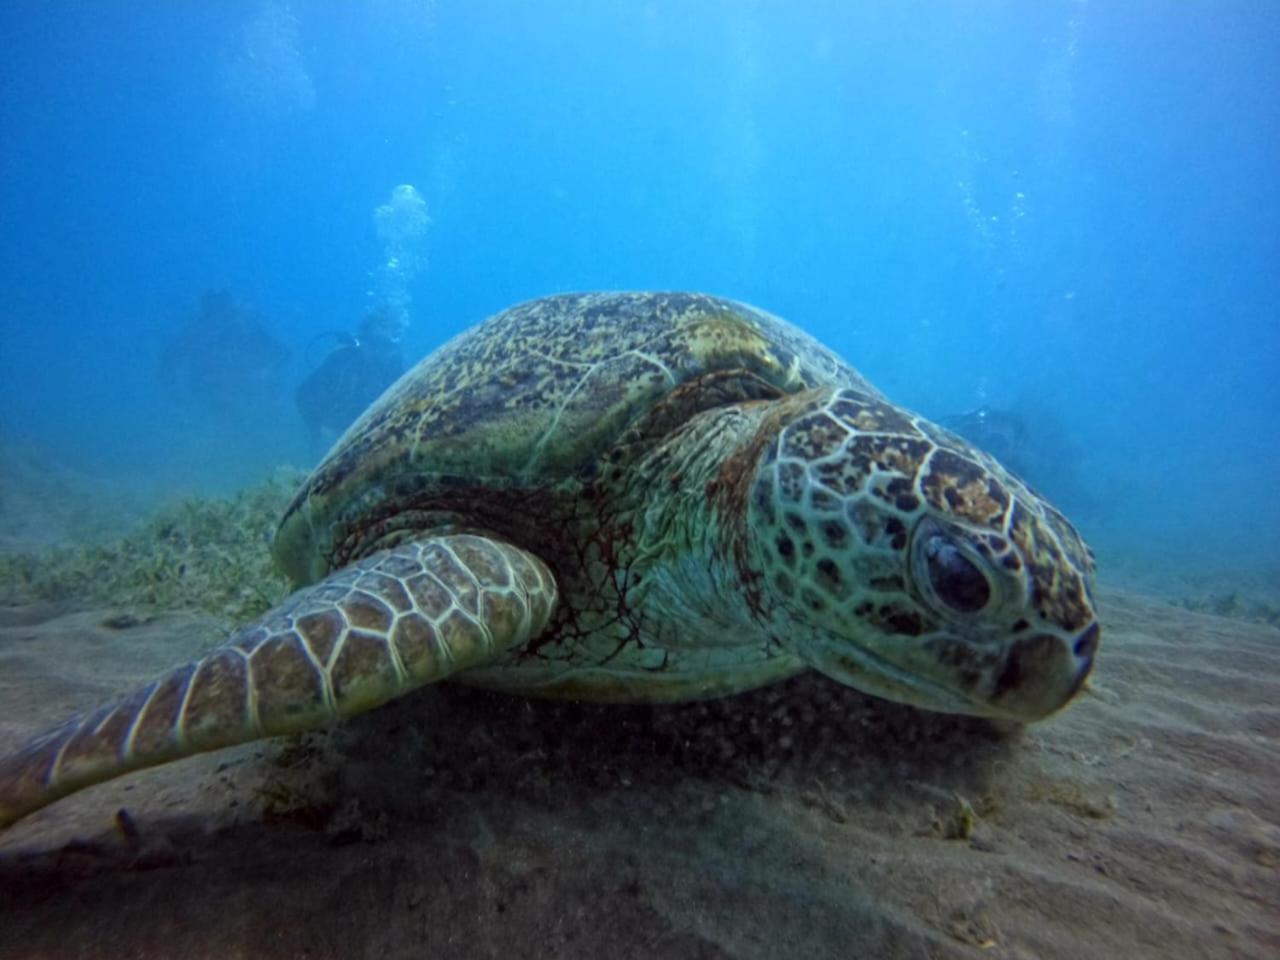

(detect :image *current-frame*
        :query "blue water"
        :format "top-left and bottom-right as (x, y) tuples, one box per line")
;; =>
(1, 0), (1276, 574)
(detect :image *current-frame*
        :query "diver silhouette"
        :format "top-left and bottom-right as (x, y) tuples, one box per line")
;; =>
(296, 307), (406, 452)
(160, 289), (291, 422)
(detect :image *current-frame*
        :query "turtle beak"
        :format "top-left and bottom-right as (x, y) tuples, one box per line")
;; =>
(803, 618), (1100, 723)
(989, 623), (1099, 721)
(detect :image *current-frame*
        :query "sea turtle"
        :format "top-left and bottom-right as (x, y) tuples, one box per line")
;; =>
(0, 292), (1099, 830)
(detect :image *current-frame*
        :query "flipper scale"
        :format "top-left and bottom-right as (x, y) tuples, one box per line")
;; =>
(0, 535), (556, 829)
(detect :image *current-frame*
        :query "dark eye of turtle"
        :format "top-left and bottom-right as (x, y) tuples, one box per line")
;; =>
(923, 536), (991, 614)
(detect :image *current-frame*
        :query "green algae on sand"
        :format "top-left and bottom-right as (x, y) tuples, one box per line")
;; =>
(0, 468), (302, 623)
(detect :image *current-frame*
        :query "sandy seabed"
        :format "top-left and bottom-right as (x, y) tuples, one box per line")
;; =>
(0, 586), (1276, 960)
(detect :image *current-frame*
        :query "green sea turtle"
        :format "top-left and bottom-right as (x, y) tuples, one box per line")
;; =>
(0, 292), (1099, 830)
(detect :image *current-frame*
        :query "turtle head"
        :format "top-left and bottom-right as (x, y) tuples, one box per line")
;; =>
(745, 387), (1098, 722)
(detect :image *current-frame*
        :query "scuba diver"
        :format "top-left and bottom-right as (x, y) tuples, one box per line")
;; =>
(939, 402), (1100, 524)
(160, 289), (291, 422)
(938, 405), (1033, 478)
(296, 306), (406, 452)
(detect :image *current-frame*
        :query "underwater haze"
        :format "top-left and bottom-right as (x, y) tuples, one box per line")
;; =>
(1, 0), (1277, 578)
(4, 5), (1280, 958)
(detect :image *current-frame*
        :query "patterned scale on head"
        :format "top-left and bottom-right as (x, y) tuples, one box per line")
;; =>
(745, 387), (1098, 719)
(0, 292), (1099, 831)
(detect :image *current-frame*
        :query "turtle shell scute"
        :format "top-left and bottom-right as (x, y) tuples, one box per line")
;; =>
(273, 292), (870, 583)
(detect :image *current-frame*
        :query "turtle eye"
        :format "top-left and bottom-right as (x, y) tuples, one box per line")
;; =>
(923, 535), (991, 614)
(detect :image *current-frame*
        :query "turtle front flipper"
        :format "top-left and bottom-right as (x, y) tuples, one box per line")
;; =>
(0, 534), (557, 830)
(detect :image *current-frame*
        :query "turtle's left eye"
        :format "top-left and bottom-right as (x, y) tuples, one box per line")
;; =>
(923, 535), (991, 613)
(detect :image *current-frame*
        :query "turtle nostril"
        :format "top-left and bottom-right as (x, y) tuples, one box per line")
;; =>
(1073, 623), (1100, 660)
